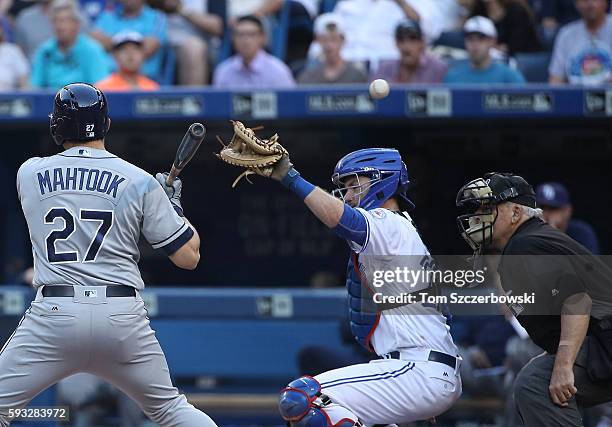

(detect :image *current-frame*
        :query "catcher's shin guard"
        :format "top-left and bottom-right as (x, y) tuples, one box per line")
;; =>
(278, 376), (360, 427)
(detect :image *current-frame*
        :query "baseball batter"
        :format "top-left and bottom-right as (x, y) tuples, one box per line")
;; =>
(216, 127), (462, 426)
(0, 83), (217, 427)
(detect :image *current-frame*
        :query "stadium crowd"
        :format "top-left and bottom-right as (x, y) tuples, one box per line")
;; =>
(0, 0), (609, 90)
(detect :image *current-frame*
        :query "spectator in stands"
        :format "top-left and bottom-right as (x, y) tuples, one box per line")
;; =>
(0, 24), (30, 89)
(549, 0), (612, 84)
(213, 15), (295, 88)
(155, 0), (223, 85)
(297, 13), (367, 84)
(530, 0), (579, 43)
(371, 18), (447, 84)
(535, 182), (600, 253)
(461, 0), (542, 55)
(31, 0), (109, 88)
(1, 0), (14, 17)
(444, 16), (526, 83)
(96, 31), (159, 90)
(227, 0), (317, 64)
(14, 0), (89, 59)
(90, 0), (167, 83)
(324, 0), (458, 64)
(15, 0), (54, 59)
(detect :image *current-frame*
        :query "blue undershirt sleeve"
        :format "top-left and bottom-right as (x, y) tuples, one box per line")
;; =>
(332, 204), (368, 246)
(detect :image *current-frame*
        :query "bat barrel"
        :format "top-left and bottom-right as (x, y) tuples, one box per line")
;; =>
(190, 123), (205, 137)
(166, 122), (207, 186)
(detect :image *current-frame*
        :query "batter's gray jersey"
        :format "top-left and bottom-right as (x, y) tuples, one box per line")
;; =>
(17, 146), (193, 290)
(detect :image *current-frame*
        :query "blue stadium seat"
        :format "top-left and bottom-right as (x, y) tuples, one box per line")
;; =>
(273, 1), (315, 62)
(208, 0), (227, 67)
(273, 1), (292, 60)
(218, 27), (233, 64)
(208, 0), (226, 20)
(159, 45), (176, 86)
(514, 52), (552, 83)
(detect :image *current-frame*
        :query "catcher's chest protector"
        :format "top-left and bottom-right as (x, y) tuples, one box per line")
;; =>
(347, 253), (380, 353)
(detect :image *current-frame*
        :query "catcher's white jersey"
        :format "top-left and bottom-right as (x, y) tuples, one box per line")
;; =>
(313, 207), (461, 425)
(349, 207), (458, 357)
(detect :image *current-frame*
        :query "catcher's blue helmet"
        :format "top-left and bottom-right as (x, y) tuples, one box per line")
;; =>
(331, 148), (414, 210)
(49, 83), (109, 146)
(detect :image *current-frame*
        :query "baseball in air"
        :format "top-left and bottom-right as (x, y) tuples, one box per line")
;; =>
(369, 79), (390, 100)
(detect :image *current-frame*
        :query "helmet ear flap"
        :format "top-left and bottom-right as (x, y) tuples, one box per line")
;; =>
(49, 115), (65, 146)
(400, 161), (409, 185)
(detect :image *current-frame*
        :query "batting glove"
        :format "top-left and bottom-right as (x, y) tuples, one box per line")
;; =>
(155, 172), (184, 216)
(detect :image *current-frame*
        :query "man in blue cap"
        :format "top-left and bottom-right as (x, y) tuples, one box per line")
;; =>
(536, 182), (600, 254)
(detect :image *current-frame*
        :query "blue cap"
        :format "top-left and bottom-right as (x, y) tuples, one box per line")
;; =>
(535, 182), (570, 208)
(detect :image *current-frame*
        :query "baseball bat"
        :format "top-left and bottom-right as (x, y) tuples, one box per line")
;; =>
(166, 123), (206, 186)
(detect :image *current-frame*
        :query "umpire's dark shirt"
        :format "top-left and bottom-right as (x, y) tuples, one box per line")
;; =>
(498, 218), (612, 354)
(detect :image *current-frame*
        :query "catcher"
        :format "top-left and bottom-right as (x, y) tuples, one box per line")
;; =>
(217, 122), (462, 426)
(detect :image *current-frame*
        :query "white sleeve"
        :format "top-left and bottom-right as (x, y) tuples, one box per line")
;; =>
(347, 208), (395, 254)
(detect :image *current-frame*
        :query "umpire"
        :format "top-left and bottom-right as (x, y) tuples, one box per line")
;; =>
(456, 172), (612, 426)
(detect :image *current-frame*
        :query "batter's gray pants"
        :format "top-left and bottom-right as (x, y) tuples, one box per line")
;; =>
(0, 287), (217, 427)
(513, 338), (612, 426)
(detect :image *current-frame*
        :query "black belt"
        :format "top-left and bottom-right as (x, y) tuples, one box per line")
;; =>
(42, 285), (135, 297)
(388, 350), (457, 370)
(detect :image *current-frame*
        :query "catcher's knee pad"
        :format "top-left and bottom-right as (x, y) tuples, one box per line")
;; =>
(279, 376), (321, 422)
(278, 376), (359, 427)
(292, 407), (356, 427)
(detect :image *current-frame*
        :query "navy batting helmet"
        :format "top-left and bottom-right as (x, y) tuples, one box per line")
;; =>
(49, 83), (110, 146)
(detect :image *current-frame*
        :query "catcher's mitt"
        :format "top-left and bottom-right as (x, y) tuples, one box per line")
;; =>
(216, 120), (288, 187)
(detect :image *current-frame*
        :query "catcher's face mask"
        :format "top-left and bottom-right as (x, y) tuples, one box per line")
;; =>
(456, 178), (498, 252)
(332, 173), (379, 208)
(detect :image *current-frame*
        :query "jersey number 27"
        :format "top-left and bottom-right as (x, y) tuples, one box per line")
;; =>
(45, 208), (113, 263)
